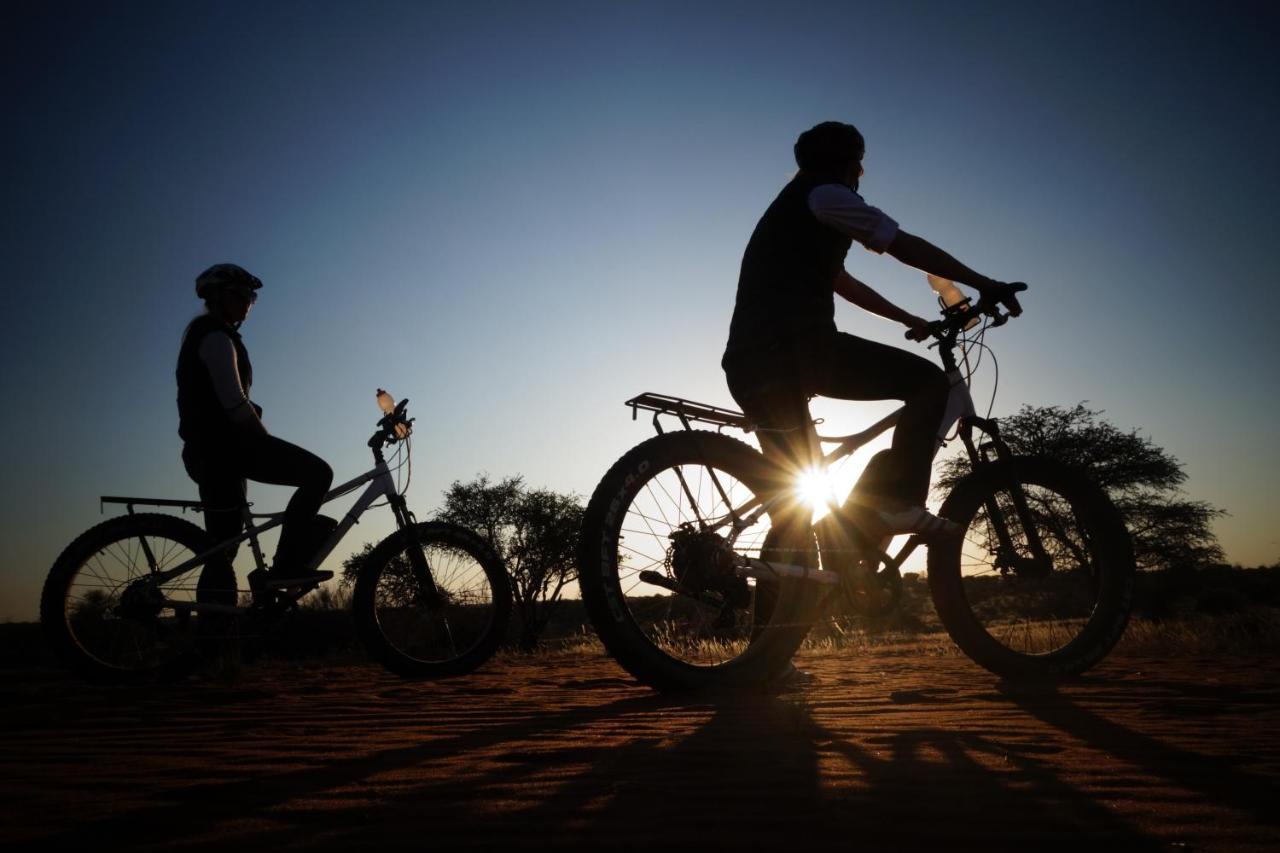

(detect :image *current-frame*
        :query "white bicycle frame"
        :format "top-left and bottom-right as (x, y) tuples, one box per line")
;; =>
(729, 366), (975, 587)
(111, 456), (401, 614)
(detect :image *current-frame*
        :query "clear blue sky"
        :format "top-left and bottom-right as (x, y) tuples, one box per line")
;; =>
(3, 0), (1278, 621)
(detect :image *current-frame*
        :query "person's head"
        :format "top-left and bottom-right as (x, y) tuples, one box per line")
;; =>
(794, 121), (865, 189)
(195, 263), (262, 326)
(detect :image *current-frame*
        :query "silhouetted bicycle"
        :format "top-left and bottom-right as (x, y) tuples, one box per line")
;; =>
(41, 391), (511, 683)
(578, 294), (1135, 691)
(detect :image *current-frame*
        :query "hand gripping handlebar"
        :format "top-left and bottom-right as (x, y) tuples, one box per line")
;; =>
(906, 283), (1027, 343)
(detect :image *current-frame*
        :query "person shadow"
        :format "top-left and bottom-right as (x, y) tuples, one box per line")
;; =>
(34, 667), (1277, 850)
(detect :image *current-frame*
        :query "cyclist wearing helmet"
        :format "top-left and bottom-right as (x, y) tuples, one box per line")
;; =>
(723, 121), (1026, 563)
(177, 263), (333, 605)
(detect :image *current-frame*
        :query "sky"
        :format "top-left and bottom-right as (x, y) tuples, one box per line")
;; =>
(3, 0), (1278, 622)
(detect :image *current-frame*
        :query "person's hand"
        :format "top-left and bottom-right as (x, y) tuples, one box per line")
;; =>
(904, 314), (932, 341)
(982, 281), (1027, 317)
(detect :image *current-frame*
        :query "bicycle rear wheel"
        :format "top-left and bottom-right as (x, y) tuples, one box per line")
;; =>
(928, 457), (1135, 679)
(353, 521), (511, 678)
(577, 431), (822, 692)
(40, 513), (214, 683)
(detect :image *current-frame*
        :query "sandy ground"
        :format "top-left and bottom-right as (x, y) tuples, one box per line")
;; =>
(2, 648), (1278, 851)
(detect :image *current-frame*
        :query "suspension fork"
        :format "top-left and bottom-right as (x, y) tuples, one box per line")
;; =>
(960, 417), (1049, 561)
(389, 495), (444, 604)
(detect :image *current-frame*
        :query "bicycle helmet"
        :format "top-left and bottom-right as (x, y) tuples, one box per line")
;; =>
(794, 121), (865, 174)
(195, 263), (263, 299)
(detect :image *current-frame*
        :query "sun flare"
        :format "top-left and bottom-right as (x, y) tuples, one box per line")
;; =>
(795, 467), (837, 518)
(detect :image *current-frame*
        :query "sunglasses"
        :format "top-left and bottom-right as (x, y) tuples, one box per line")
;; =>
(225, 287), (258, 304)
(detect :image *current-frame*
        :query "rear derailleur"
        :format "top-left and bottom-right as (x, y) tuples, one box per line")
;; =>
(665, 523), (752, 619)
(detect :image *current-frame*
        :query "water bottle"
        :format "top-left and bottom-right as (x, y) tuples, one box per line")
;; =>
(927, 273), (968, 309)
(927, 274), (980, 330)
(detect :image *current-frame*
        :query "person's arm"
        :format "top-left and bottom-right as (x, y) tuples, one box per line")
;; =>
(811, 183), (1025, 315)
(884, 230), (996, 291)
(197, 332), (268, 436)
(834, 269), (929, 332)
(885, 230), (1025, 315)
(808, 184), (899, 253)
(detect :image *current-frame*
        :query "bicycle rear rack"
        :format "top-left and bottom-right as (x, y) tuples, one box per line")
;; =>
(101, 495), (204, 514)
(626, 392), (752, 435)
(99, 495), (277, 518)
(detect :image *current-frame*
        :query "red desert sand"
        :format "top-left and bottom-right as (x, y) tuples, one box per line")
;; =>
(3, 648), (1278, 851)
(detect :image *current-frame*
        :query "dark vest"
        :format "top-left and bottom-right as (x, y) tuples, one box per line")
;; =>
(176, 314), (252, 445)
(723, 173), (854, 365)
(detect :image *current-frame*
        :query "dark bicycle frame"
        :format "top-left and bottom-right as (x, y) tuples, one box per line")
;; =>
(621, 297), (1047, 599)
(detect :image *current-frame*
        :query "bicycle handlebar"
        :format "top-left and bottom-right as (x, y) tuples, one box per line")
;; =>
(368, 397), (414, 450)
(905, 284), (1027, 343)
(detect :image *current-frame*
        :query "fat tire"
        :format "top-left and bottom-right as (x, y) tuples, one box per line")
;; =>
(353, 521), (511, 678)
(577, 431), (821, 692)
(40, 513), (212, 684)
(928, 457), (1135, 680)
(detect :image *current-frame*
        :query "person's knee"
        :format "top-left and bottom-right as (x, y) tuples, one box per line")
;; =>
(917, 366), (950, 410)
(311, 458), (334, 492)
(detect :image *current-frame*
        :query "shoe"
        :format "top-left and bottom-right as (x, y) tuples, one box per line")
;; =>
(249, 567), (333, 592)
(871, 502), (961, 539)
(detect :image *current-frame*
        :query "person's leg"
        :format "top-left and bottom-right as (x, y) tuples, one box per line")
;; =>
(725, 357), (820, 510)
(725, 358), (817, 633)
(813, 333), (950, 510)
(235, 434), (333, 576)
(182, 444), (245, 606)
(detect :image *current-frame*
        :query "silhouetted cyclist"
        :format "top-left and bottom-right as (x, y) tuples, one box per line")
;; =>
(177, 263), (333, 606)
(723, 121), (1026, 565)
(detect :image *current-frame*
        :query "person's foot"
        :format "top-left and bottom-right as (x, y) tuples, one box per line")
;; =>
(249, 566), (332, 593)
(871, 501), (961, 539)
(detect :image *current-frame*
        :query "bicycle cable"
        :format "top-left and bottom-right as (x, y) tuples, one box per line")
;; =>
(963, 316), (990, 378)
(366, 436), (412, 509)
(957, 334), (1001, 419)
(937, 314), (997, 444)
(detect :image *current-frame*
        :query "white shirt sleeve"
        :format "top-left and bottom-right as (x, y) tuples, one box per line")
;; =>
(807, 183), (899, 253)
(197, 331), (257, 424)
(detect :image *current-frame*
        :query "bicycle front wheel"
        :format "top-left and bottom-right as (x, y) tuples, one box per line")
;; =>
(40, 513), (214, 683)
(577, 431), (822, 692)
(928, 457), (1135, 679)
(353, 521), (511, 678)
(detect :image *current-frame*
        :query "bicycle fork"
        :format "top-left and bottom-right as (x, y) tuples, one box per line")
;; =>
(960, 417), (1052, 574)
(388, 495), (446, 608)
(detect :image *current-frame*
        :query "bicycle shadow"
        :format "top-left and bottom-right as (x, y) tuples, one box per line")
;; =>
(30, 662), (1275, 850)
(454, 687), (1165, 851)
(993, 674), (1280, 826)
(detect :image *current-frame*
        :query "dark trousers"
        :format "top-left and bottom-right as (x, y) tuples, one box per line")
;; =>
(182, 433), (334, 579)
(724, 332), (950, 511)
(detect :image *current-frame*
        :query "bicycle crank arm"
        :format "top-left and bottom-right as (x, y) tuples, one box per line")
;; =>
(735, 557), (841, 586)
(637, 570), (738, 609)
